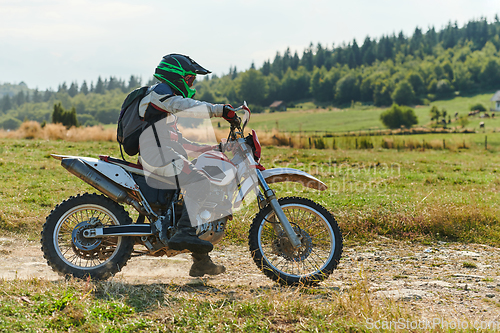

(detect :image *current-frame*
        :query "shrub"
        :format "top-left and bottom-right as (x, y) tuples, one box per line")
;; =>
(314, 137), (326, 149)
(469, 103), (486, 112)
(458, 116), (469, 128)
(248, 104), (265, 113)
(0, 116), (22, 130)
(77, 114), (98, 127)
(358, 137), (374, 149)
(380, 104), (418, 129)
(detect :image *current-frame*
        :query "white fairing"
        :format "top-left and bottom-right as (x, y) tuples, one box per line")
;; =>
(261, 168), (327, 191)
(194, 151), (237, 186)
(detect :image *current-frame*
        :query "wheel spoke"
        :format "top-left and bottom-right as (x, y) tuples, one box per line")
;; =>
(54, 203), (124, 270)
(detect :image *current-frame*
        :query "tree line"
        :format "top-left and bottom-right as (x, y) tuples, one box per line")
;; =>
(0, 75), (148, 113)
(0, 76), (156, 129)
(195, 16), (500, 108)
(1, 16), (500, 129)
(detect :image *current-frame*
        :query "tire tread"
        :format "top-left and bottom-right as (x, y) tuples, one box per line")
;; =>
(248, 196), (343, 286)
(40, 193), (134, 280)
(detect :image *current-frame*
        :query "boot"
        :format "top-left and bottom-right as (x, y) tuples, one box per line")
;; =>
(167, 226), (213, 253)
(189, 252), (226, 277)
(167, 203), (213, 253)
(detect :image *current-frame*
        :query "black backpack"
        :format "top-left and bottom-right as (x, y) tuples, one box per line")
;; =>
(116, 86), (151, 156)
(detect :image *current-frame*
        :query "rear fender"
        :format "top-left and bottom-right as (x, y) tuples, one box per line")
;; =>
(260, 168), (327, 191)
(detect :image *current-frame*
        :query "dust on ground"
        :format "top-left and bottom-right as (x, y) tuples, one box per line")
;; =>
(1, 236), (500, 322)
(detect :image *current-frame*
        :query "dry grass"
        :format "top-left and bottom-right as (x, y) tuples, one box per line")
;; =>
(0, 121), (115, 142)
(180, 125), (301, 148)
(381, 137), (470, 151)
(0, 275), (420, 332)
(0, 121), (476, 152)
(339, 202), (499, 244)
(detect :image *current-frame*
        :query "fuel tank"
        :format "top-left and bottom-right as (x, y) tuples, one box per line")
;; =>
(194, 151), (237, 186)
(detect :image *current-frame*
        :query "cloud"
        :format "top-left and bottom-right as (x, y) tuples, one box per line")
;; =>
(1, 0), (499, 90)
(0, 0), (153, 41)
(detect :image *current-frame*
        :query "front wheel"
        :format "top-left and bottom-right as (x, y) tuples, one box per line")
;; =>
(249, 197), (343, 286)
(41, 193), (134, 280)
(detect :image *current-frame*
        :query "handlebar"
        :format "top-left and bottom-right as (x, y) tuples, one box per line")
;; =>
(226, 102), (251, 140)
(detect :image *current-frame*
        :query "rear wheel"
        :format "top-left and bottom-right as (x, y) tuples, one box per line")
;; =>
(249, 197), (343, 286)
(41, 193), (134, 280)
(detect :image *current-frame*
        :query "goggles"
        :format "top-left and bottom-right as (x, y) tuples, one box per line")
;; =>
(183, 74), (196, 87)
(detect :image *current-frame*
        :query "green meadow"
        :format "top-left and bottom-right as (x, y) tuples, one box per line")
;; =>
(2, 136), (500, 331)
(242, 92), (500, 133)
(2, 92), (500, 331)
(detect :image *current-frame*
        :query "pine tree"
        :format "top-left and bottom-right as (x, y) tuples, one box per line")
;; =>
(80, 81), (89, 95)
(1, 95), (12, 112)
(43, 89), (53, 102)
(128, 75), (141, 90)
(95, 77), (105, 94)
(301, 43), (314, 71)
(65, 107), (79, 127)
(283, 47), (292, 71)
(314, 43), (326, 68)
(271, 52), (283, 78)
(52, 102), (64, 123)
(52, 103), (78, 127)
(291, 52), (300, 70)
(58, 82), (68, 93)
(108, 76), (119, 90)
(68, 82), (79, 97)
(32, 89), (41, 103)
(260, 60), (271, 76)
(15, 91), (26, 106)
(351, 39), (361, 67)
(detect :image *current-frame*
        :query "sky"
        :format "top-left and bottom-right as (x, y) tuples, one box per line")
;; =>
(1, 0), (499, 91)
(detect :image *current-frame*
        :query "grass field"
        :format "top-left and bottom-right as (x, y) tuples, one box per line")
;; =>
(1, 274), (410, 332)
(215, 92), (500, 134)
(0, 138), (424, 332)
(2, 137), (500, 331)
(3, 135), (500, 245)
(98, 92), (500, 135)
(3, 95), (500, 331)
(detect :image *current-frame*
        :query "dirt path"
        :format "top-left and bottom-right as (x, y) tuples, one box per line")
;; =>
(1, 236), (500, 322)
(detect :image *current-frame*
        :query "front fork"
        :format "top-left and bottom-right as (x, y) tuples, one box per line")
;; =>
(256, 170), (302, 248)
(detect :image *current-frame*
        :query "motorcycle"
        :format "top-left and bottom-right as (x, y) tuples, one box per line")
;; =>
(41, 104), (343, 286)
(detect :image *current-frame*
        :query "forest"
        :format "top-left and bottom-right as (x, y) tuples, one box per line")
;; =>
(1, 16), (500, 129)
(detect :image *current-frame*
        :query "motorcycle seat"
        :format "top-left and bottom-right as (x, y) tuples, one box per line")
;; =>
(99, 155), (143, 170)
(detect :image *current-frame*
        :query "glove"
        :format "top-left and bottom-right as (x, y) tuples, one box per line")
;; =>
(222, 104), (236, 122)
(223, 105), (241, 127)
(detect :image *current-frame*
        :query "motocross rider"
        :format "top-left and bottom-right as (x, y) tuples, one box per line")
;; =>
(138, 54), (238, 277)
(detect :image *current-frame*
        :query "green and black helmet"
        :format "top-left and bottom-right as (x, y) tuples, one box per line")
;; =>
(154, 54), (211, 98)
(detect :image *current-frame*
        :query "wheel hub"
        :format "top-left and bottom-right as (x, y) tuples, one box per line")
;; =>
(272, 227), (313, 262)
(72, 221), (102, 253)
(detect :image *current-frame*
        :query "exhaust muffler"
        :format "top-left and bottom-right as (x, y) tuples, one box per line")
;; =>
(61, 158), (147, 215)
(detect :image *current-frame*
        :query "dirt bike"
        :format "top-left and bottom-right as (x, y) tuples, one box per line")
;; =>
(41, 103), (343, 286)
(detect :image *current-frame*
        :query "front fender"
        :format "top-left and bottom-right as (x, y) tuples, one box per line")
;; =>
(261, 168), (327, 191)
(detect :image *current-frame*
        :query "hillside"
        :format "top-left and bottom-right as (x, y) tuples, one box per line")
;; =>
(196, 17), (500, 108)
(1, 17), (500, 130)
(219, 92), (498, 133)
